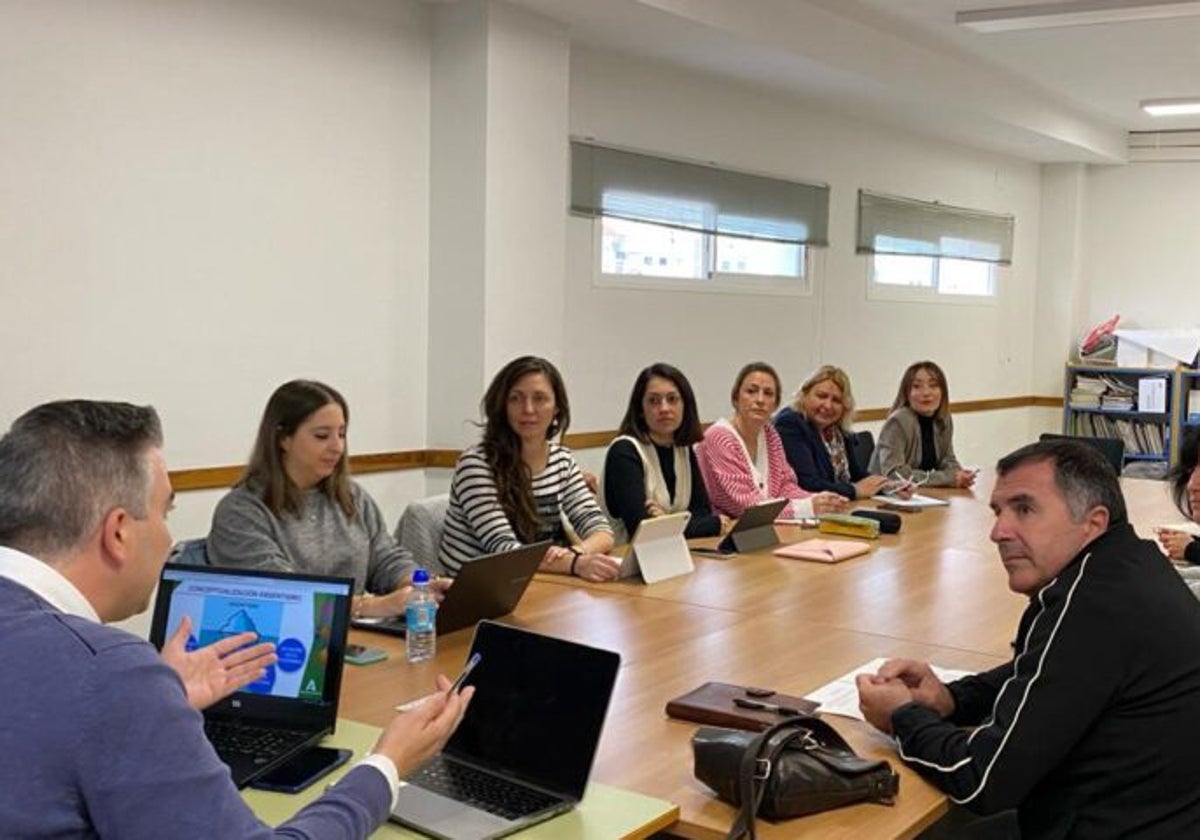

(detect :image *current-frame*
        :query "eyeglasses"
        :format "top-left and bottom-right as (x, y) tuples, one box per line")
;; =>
(645, 393), (682, 408)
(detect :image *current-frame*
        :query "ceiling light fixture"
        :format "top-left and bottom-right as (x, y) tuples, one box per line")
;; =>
(1141, 98), (1200, 116)
(957, 0), (1200, 33)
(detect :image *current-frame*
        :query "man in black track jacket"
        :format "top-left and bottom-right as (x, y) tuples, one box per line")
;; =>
(858, 439), (1200, 839)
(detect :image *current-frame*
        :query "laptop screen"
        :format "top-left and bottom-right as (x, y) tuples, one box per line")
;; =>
(150, 564), (353, 721)
(445, 621), (621, 801)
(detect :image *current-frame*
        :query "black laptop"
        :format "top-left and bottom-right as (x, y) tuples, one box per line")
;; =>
(391, 620), (621, 840)
(352, 541), (550, 637)
(149, 563), (354, 788)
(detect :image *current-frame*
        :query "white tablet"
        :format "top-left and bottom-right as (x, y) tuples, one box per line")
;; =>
(620, 511), (693, 584)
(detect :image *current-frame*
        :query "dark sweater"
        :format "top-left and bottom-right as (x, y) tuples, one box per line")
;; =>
(774, 406), (867, 499)
(602, 439), (721, 539)
(891, 523), (1200, 838)
(0, 575), (391, 838)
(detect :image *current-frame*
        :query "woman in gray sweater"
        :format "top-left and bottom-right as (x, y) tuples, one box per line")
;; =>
(869, 361), (977, 489)
(208, 380), (431, 619)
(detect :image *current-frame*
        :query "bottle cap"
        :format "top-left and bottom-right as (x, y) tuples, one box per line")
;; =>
(412, 569), (430, 584)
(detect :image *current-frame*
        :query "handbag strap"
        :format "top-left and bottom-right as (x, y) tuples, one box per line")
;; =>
(725, 717), (814, 840)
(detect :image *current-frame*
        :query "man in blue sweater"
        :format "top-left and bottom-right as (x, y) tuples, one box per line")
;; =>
(858, 439), (1200, 838)
(0, 400), (472, 838)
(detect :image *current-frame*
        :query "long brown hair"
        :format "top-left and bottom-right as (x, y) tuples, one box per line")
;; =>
(242, 380), (355, 519)
(617, 362), (703, 446)
(481, 357), (570, 542)
(891, 360), (951, 421)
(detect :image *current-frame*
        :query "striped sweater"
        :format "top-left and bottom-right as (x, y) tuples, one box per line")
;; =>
(694, 419), (815, 520)
(437, 443), (611, 576)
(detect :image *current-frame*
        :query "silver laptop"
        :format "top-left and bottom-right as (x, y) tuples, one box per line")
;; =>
(618, 511), (694, 583)
(391, 621), (621, 840)
(351, 541), (550, 637)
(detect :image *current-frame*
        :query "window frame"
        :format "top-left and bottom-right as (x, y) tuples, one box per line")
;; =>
(865, 252), (999, 306)
(592, 216), (816, 298)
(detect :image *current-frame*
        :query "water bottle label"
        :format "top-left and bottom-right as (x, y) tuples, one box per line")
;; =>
(406, 603), (436, 632)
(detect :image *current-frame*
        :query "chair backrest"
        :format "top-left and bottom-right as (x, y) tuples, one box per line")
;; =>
(395, 494), (451, 575)
(1037, 433), (1125, 474)
(848, 430), (875, 475)
(168, 537), (210, 566)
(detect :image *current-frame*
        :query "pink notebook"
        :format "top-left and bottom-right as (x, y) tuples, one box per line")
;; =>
(773, 538), (871, 563)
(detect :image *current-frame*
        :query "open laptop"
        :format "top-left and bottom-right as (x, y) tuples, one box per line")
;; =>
(391, 620), (620, 840)
(149, 563), (354, 788)
(618, 511), (694, 583)
(352, 541), (550, 637)
(716, 497), (788, 554)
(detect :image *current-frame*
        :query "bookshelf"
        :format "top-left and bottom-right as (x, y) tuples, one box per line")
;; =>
(1063, 364), (1182, 477)
(1181, 369), (1200, 437)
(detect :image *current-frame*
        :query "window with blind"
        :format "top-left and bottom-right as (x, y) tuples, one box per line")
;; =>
(571, 141), (829, 295)
(857, 190), (1013, 302)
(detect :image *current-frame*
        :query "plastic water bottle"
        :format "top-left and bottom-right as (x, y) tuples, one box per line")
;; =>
(405, 569), (437, 663)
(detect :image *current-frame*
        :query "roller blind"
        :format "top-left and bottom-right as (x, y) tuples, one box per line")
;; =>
(571, 140), (829, 246)
(856, 190), (1014, 265)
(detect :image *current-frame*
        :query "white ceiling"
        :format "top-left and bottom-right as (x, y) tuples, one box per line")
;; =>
(506, 0), (1200, 164)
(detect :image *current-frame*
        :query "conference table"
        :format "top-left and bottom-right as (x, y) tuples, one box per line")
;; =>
(337, 474), (1180, 839)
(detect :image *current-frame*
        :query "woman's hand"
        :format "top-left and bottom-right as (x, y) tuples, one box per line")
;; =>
(811, 492), (849, 515)
(954, 469), (978, 488)
(853, 475), (888, 499)
(357, 587), (411, 618)
(573, 553), (622, 582)
(644, 499), (668, 518)
(1157, 529), (1195, 562)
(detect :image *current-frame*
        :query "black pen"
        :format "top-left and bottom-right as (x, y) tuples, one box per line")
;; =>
(734, 696), (802, 715)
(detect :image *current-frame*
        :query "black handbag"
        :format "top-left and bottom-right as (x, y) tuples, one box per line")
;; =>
(692, 715), (900, 840)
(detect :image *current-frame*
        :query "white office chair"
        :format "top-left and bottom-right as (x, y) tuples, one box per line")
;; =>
(395, 494), (451, 576)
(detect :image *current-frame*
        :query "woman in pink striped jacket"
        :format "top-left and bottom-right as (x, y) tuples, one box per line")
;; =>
(696, 362), (848, 520)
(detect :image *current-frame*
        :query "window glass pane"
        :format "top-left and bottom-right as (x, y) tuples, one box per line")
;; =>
(601, 217), (705, 278)
(873, 254), (934, 287)
(715, 236), (802, 277)
(937, 258), (994, 296)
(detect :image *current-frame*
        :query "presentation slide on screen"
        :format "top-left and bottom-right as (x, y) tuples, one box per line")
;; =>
(162, 571), (342, 702)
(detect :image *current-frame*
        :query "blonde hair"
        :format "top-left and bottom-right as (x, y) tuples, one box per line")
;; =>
(790, 365), (856, 433)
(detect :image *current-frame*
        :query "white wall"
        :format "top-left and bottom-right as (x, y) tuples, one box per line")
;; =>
(1079, 161), (1200, 332)
(0, 0), (434, 537)
(564, 48), (1047, 470)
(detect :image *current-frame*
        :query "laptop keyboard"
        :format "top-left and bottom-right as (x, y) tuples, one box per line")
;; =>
(411, 758), (561, 821)
(204, 720), (311, 765)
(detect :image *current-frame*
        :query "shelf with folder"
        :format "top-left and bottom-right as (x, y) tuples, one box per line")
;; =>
(1180, 370), (1200, 433)
(1063, 364), (1182, 473)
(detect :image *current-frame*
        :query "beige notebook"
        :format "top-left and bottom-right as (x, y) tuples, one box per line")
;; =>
(773, 538), (871, 563)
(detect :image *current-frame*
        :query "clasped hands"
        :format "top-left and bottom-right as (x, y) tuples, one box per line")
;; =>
(544, 544), (621, 582)
(855, 658), (955, 734)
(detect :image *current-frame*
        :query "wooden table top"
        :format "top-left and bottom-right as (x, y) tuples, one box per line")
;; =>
(339, 474), (1180, 839)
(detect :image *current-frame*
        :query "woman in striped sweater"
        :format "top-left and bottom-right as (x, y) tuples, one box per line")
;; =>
(696, 362), (848, 520)
(438, 356), (619, 581)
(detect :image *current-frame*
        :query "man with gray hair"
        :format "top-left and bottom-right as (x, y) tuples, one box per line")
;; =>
(0, 400), (471, 837)
(858, 439), (1200, 838)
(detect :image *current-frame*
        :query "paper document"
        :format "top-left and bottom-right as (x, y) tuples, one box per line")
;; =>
(805, 657), (975, 721)
(1137, 378), (1167, 413)
(870, 493), (949, 509)
(1156, 521), (1200, 537)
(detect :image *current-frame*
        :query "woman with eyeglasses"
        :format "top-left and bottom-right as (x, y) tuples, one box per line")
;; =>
(696, 362), (848, 520)
(775, 364), (890, 501)
(1157, 427), (1200, 566)
(869, 360), (976, 488)
(437, 356), (620, 582)
(601, 363), (731, 543)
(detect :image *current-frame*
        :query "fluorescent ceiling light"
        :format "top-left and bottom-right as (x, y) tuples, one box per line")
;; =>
(957, 0), (1200, 33)
(1142, 98), (1200, 116)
